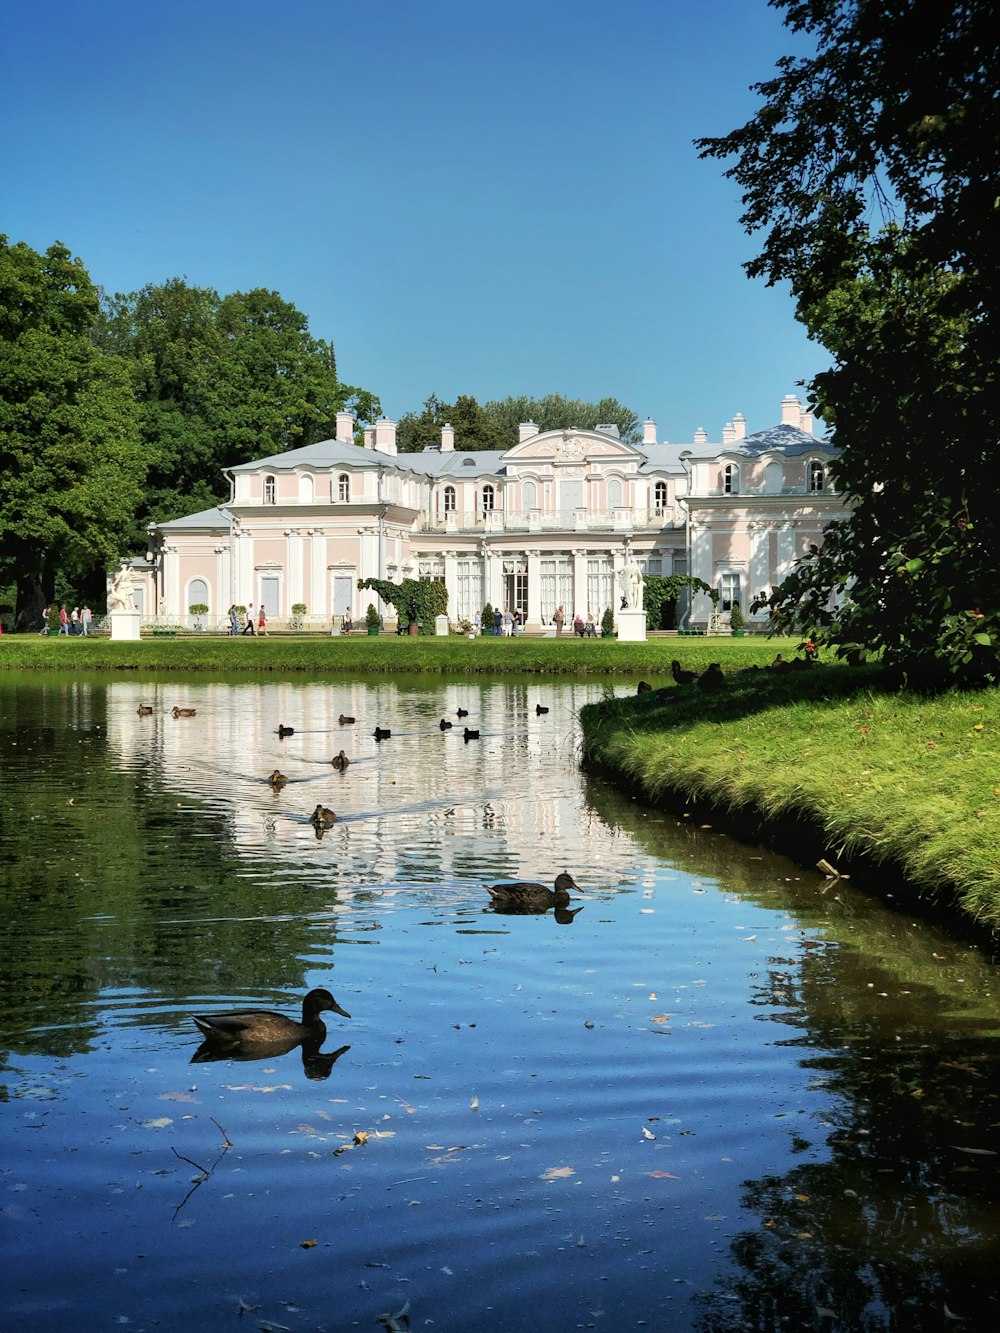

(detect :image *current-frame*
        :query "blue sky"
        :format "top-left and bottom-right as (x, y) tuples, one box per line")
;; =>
(4, 0), (825, 442)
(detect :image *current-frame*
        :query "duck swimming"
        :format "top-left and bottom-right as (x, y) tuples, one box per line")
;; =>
(331, 750), (350, 770)
(277, 724), (295, 738)
(137, 704), (154, 716)
(172, 707), (197, 718)
(485, 872), (580, 908)
(310, 804), (337, 827)
(463, 727), (480, 741)
(535, 704), (549, 715)
(456, 707), (469, 718)
(267, 769), (288, 788)
(439, 718), (453, 730)
(373, 726), (391, 741)
(338, 714), (355, 725)
(191, 987), (351, 1045)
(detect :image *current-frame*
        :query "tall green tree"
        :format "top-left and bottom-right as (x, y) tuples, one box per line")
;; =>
(96, 280), (380, 539)
(697, 0), (1000, 682)
(0, 237), (145, 627)
(396, 392), (507, 452)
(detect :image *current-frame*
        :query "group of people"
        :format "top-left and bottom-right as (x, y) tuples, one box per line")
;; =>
(480, 608), (523, 637)
(228, 604), (268, 636)
(39, 603), (92, 636)
(550, 606), (597, 637)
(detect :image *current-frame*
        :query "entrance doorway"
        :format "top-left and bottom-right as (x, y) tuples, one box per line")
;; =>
(502, 558), (528, 619)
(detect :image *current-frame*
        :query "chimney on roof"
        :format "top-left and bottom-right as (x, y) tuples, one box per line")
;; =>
(642, 418), (657, 445)
(781, 394), (802, 425)
(518, 420), (538, 443)
(374, 417), (398, 456)
(694, 426), (708, 444)
(441, 423), (454, 452)
(722, 422), (736, 445)
(732, 412), (746, 439)
(363, 426), (375, 449)
(799, 408), (814, 434)
(335, 410), (355, 443)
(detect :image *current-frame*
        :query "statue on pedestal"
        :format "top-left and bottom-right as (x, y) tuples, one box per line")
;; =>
(617, 542), (644, 611)
(108, 564), (135, 613)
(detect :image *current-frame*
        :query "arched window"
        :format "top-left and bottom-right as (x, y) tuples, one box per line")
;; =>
(443, 485), (456, 513)
(298, 473), (314, 502)
(723, 464), (739, 495)
(187, 577), (209, 611)
(263, 474), (276, 504)
(764, 461), (784, 495)
(522, 481), (536, 511)
(809, 460), (825, 492)
(481, 484), (495, 516)
(607, 479), (623, 509)
(338, 473), (350, 502)
(654, 480), (668, 513)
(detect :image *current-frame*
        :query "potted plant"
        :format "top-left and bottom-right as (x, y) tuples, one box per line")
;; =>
(188, 602), (209, 632)
(291, 602), (307, 631)
(730, 601), (745, 636)
(601, 606), (615, 638)
(365, 603), (381, 636)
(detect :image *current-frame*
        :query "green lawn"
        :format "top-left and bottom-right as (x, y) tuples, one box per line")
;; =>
(580, 664), (1000, 933)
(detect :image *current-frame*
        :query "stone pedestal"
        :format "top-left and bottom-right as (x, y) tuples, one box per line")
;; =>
(110, 611), (141, 641)
(435, 614), (449, 637)
(616, 607), (647, 642)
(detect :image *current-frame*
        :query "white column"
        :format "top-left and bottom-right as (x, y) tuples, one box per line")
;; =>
(777, 523), (796, 583)
(443, 549), (458, 620)
(572, 548), (588, 617)
(164, 546), (181, 618)
(311, 531), (327, 619)
(236, 527), (254, 608)
(215, 546), (229, 620)
(287, 529), (303, 611)
(526, 549), (541, 630)
(749, 521), (770, 616)
(690, 521), (714, 623)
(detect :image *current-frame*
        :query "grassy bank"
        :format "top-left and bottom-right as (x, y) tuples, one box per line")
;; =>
(580, 665), (1000, 933)
(0, 633), (804, 676)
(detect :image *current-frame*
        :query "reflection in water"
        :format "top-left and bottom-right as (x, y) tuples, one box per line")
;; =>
(3, 674), (1000, 1330)
(191, 1036), (352, 1081)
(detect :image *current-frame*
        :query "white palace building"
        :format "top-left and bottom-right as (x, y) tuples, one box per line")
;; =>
(127, 393), (843, 633)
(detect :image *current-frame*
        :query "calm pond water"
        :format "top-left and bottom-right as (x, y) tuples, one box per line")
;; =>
(2, 673), (1000, 1332)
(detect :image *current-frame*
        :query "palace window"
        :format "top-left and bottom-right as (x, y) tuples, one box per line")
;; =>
(719, 571), (741, 613)
(481, 484), (495, 516)
(443, 485), (456, 513)
(338, 473), (350, 502)
(723, 464), (739, 495)
(653, 481), (668, 514)
(263, 474), (276, 504)
(808, 460), (826, 492)
(522, 481), (537, 511)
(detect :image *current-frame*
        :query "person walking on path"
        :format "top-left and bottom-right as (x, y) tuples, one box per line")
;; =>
(257, 605), (268, 636)
(80, 605), (92, 636)
(58, 604), (69, 635)
(39, 606), (50, 635)
(228, 605), (238, 636)
(70, 607), (80, 635)
(553, 605), (565, 637)
(502, 608), (513, 637)
(493, 608), (502, 636)
(242, 603), (256, 635)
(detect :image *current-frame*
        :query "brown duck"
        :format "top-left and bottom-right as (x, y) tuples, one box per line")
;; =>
(671, 659), (698, 685)
(191, 987), (351, 1045)
(172, 706), (197, 717)
(338, 714), (355, 725)
(485, 872), (580, 908)
(331, 750), (350, 770)
(310, 804), (337, 827)
(267, 770), (288, 788)
(137, 704), (154, 716)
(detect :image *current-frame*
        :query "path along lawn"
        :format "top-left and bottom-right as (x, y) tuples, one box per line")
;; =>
(5, 633), (997, 931)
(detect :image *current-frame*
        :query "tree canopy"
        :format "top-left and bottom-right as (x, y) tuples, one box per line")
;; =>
(697, 0), (1000, 682)
(397, 392), (640, 452)
(0, 236), (145, 626)
(95, 279), (380, 541)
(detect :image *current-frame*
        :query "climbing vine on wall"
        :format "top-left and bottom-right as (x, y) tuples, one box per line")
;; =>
(357, 577), (448, 631)
(642, 575), (717, 630)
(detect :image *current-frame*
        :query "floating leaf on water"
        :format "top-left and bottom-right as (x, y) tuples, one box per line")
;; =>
(650, 1015), (670, 1024)
(470, 1095), (479, 1111)
(353, 1131), (369, 1146)
(648, 1170), (680, 1179)
(540, 1165), (576, 1180)
(142, 1117), (173, 1129)
(299, 1238), (317, 1249)
(642, 1127), (656, 1140)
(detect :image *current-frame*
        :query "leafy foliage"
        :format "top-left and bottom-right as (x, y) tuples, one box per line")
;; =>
(397, 391), (641, 452)
(95, 279), (380, 543)
(0, 236), (145, 626)
(642, 574), (717, 632)
(697, 0), (1000, 682)
(358, 577), (448, 631)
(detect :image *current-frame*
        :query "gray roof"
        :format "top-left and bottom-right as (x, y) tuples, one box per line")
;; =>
(680, 423), (833, 461)
(157, 504), (232, 531)
(228, 439), (389, 473)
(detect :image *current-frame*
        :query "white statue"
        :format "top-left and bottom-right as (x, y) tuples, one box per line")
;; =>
(107, 564), (135, 613)
(618, 546), (644, 611)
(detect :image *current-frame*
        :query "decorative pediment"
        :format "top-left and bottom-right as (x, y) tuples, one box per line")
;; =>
(503, 428), (644, 466)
